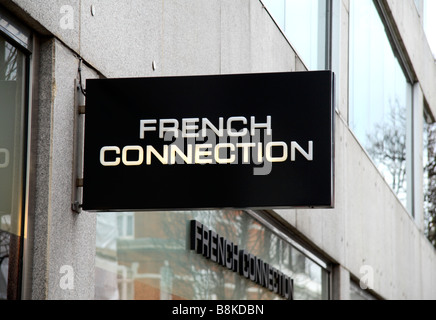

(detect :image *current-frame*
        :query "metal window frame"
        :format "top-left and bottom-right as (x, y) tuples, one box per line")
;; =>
(0, 7), (32, 54)
(371, 0), (420, 220)
(348, 0), (418, 217)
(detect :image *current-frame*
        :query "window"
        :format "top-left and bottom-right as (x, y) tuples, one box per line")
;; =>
(117, 212), (134, 239)
(423, 0), (436, 59)
(95, 210), (330, 300)
(261, 0), (331, 70)
(349, 0), (413, 209)
(423, 110), (436, 247)
(0, 33), (28, 299)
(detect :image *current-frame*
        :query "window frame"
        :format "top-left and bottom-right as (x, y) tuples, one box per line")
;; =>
(117, 212), (135, 240)
(348, 0), (417, 215)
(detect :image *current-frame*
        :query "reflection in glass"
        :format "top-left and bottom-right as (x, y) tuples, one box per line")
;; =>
(262, 0), (330, 70)
(423, 115), (436, 247)
(349, 0), (412, 207)
(0, 35), (26, 299)
(95, 210), (329, 300)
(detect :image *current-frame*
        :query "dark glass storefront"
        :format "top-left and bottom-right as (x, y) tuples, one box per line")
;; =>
(95, 210), (330, 300)
(0, 31), (28, 300)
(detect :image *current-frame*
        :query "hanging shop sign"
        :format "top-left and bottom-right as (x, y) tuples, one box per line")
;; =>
(82, 71), (334, 211)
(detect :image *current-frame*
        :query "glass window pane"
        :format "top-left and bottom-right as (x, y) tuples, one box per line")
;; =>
(349, 0), (412, 208)
(424, 0), (436, 59)
(262, 0), (329, 70)
(95, 210), (330, 300)
(0, 34), (26, 300)
(423, 114), (436, 247)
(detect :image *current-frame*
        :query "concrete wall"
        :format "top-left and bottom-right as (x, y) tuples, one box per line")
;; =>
(30, 37), (99, 300)
(2, 0), (436, 299)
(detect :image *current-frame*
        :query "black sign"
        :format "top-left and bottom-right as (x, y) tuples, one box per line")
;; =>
(190, 220), (294, 300)
(82, 71), (334, 211)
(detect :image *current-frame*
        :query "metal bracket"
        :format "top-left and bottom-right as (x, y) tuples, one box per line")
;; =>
(72, 79), (86, 213)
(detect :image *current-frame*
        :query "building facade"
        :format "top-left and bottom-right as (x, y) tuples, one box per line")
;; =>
(0, 0), (436, 300)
